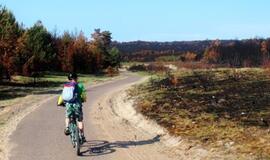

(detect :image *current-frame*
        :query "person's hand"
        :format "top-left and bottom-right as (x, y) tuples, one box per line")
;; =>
(57, 102), (65, 107)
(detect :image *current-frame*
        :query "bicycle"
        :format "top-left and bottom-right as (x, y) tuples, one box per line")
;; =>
(68, 110), (83, 156)
(58, 101), (83, 156)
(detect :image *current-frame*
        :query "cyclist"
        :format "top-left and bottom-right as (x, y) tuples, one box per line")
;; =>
(58, 73), (86, 142)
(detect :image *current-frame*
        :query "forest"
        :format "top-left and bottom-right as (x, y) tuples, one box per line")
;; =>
(115, 39), (270, 67)
(0, 6), (121, 81)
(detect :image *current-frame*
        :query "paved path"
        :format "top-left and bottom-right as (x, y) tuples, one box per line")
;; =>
(8, 73), (175, 160)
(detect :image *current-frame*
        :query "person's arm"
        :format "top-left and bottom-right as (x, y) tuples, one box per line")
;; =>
(80, 83), (87, 102)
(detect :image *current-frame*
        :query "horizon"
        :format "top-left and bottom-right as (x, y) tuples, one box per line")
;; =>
(2, 0), (270, 42)
(114, 37), (269, 43)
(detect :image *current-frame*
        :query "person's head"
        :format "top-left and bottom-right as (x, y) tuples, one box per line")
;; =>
(68, 73), (78, 81)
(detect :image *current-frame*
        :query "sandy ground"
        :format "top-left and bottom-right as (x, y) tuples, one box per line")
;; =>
(86, 77), (176, 160)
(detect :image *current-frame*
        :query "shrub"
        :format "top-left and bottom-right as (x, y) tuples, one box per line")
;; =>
(106, 66), (119, 77)
(128, 64), (147, 71)
(138, 100), (152, 112)
(147, 63), (169, 72)
(184, 52), (197, 61)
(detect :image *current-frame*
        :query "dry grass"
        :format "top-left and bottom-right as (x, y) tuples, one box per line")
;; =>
(129, 68), (270, 159)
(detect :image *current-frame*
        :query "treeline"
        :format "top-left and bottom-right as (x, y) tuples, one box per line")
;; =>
(113, 40), (211, 61)
(203, 39), (270, 67)
(122, 50), (180, 62)
(115, 39), (270, 67)
(112, 40), (212, 54)
(0, 6), (121, 80)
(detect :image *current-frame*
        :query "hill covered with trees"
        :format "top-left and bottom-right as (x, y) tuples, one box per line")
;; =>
(114, 39), (270, 67)
(113, 40), (212, 61)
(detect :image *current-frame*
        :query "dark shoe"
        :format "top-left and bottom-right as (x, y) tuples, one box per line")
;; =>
(64, 127), (70, 136)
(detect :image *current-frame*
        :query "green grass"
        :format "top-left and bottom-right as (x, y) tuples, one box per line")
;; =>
(12, 72), (109, 85)
(0, 72), (114, 107)
(129, 68), (270, 158)
(121, 61), (146, 66)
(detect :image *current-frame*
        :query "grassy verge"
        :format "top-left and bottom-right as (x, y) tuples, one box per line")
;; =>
(0, 72), (116, 125)
(129, 68), (270, 159)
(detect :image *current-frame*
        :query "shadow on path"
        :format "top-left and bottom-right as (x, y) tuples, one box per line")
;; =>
(80, 135), (161, 157)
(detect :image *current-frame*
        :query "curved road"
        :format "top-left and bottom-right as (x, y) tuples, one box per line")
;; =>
(8, 73), (175, 160)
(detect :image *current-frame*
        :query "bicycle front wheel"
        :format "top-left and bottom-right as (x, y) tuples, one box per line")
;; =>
(75, 127), (80, 155)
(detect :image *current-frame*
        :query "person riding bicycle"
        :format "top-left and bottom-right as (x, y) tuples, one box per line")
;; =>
(58, 73), (86, 142)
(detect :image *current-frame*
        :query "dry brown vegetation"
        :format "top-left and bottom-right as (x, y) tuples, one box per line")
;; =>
(129, 68), (270, 159)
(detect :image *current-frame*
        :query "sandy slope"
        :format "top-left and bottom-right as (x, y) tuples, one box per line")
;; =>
(86, 77), (177, 160)
(89, 77), (214, 160)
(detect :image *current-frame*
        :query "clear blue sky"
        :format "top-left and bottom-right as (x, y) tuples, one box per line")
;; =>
(1, 0), (270, 41)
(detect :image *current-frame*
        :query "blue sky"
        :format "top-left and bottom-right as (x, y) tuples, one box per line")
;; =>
(1, 0), (270, 41)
